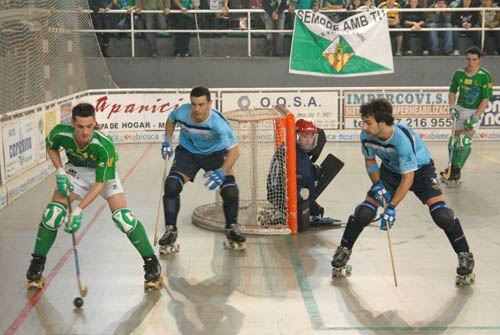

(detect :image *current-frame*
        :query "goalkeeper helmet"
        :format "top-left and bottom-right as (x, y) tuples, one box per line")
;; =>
(296, 119), (318, 152)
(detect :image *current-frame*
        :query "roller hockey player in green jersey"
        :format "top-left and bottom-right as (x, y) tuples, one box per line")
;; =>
(26, 103), (162, 290)
(440, 46), (493, 186)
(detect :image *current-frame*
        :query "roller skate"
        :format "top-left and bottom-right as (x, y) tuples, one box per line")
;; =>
(440, 165), (462, 187)
(143, 255), (163, 290)
(456, 251), (475, 286)
(310, 215), (342, 227)
(224, 223), (246, 250)
(159, 225), (179, 255)
(26, 254), (46, 290)
(331, 246), (352, 278)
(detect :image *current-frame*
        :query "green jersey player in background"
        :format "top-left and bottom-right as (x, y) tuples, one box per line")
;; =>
(440, 46), (493, 185)
(26, 103), (163, 290)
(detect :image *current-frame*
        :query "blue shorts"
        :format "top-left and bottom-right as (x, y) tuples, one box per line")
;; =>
(367, 159), (442, 205)
(170, 145), (227, 182)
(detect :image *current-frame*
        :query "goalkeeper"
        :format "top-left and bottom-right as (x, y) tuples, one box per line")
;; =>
(267, 118), (344, 232)
(440, 46), (493, 185)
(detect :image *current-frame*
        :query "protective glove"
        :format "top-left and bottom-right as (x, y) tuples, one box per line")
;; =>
(464, 115), (478, 130)
(380, 204), (396, 231)
(370, 180), (391, 207)
(449, 104), (459, 121)
(56, 168), (74, 197)
(65, 206), (82, 233)
(203, 169), (226, 191)
(161, 136), (173, 160)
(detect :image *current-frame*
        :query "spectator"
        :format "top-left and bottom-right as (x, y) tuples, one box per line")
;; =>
(136, 0), (171, 57)
(346, 0), (362, 16)
(286, 0), (319, 29)
(479, 0), (500, 54)
(89, 0), (114, 57)
(320, 0), (346, 23)
(359, 0), (376, 9)
(173, 0), (198, 56)
(426, 0), (453, 55)
(262, 0), (287, 56)
(451, 0), (479, 55)
(378, 0), (403, 56)
(402, 0), (427, 55)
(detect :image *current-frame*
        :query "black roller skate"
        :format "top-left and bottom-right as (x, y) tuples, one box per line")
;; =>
(143, 255), (163, 290)
(440, 165), (461, 187)
(159, 225), (179, 255)
(331, 246), (352, 278)
(456, 251), (475, 286)
(224, 223), (246, 250)
(26, 254), (46, 290)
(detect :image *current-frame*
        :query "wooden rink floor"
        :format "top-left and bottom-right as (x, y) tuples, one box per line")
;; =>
(1, 141), (500, 335)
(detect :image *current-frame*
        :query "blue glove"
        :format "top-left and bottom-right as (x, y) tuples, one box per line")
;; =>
(370, 180), (391, 207)
(464, 115), (478, 130)
(380, 204), (396, 231)
(203, 169), (226, 191)
(449, 104), (459, 121)
(161, 137), (173, 160)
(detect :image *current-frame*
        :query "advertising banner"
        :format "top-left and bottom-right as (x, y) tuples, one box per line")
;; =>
(2, 118), (36, 179)
(221, 91), (340, 129)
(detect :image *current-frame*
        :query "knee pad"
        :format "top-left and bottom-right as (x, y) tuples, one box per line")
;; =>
(220, 176), (239, 204)
(112, 208), (138, 233)
(353, 201), (377, 227)
(164, 173), (184, 197)
(41, 202), (67, 230)
(451, 133), (472, 168)
(430, 202), (455, 230)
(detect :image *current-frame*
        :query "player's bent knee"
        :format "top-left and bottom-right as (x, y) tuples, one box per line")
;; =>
(353, 201), (377, 227)
(112, 208), (138, 233)
(430, 202), (455, 230)
(164, 173), (184, 197)
(220, 176), (239, 203)
(41, 202), (67, 230)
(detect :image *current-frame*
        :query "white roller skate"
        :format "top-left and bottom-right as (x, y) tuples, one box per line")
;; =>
(159, 225), (179, 255)
(224, 223), (246, 250)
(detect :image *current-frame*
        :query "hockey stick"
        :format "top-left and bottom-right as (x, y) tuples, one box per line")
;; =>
(383, 199), (398, 287)
(442, 117), (457, 180)
(194, 13), (202, 57)
(154, 158), (169, 246)
(67, 196), (88, 297)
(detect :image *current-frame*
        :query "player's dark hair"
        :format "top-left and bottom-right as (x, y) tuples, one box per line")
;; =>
(72, 103), (95, 120)
(465, 46), (481, 58)
(190, 86), (211, 102)
(360, 98), (394, 125)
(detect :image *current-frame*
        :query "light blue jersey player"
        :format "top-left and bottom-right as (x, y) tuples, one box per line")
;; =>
(331, 98), (475, 285)
(159, 86), (246, 251)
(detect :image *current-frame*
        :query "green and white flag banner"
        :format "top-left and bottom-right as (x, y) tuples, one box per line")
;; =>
(289, 9), (394, 77)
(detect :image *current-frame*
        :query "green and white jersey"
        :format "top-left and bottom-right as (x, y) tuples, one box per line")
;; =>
(450, 66), (493, 110)
(46, 124), (116, 183)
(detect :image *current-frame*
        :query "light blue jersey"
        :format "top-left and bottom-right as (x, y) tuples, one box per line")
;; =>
(361, 124), (431, 174)
(168, 103), (238, 155)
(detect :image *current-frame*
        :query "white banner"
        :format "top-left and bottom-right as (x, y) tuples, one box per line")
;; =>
(2, 118), (36, 178)
(221, 91), (340, 129)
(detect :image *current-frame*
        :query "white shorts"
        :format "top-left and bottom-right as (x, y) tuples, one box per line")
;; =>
(455, 106), (483, 131)
(62, 163), (124, 200)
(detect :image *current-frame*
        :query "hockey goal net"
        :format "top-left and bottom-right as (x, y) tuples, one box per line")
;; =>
(192, 105), (298, 235)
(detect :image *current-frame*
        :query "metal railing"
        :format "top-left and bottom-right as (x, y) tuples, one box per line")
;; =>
(79, 7), (500, 57)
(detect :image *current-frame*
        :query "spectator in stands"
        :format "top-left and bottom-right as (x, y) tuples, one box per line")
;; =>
(427, 0), (453, 55)
(479, 0), (500, 54)
(359, 0), (376, 10)
(286, 0), (319, 29)
(378, 0), (403, 56)
(262, 0), (287, 56)
(451, 0), (479, 55)
(136, 0), (170, 57)
(89, 0), (115, 57)
(346, 0), (362, 16)
(402, 0), (427, 55)
(319, 0), (346, 23)
(173, 0), (198, 56)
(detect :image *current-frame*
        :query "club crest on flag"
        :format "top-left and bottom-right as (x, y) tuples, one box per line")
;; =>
(322, 37), (355, 72)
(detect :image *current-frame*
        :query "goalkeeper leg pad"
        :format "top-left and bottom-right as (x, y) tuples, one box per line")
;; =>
(451, 133), (472, 169)
(41, 202), (67, 230)
(297, 199), (311, 232)
(112, 208), (138, 233)
(315, 154), (345, 197)
(221, 176), (239, 225)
